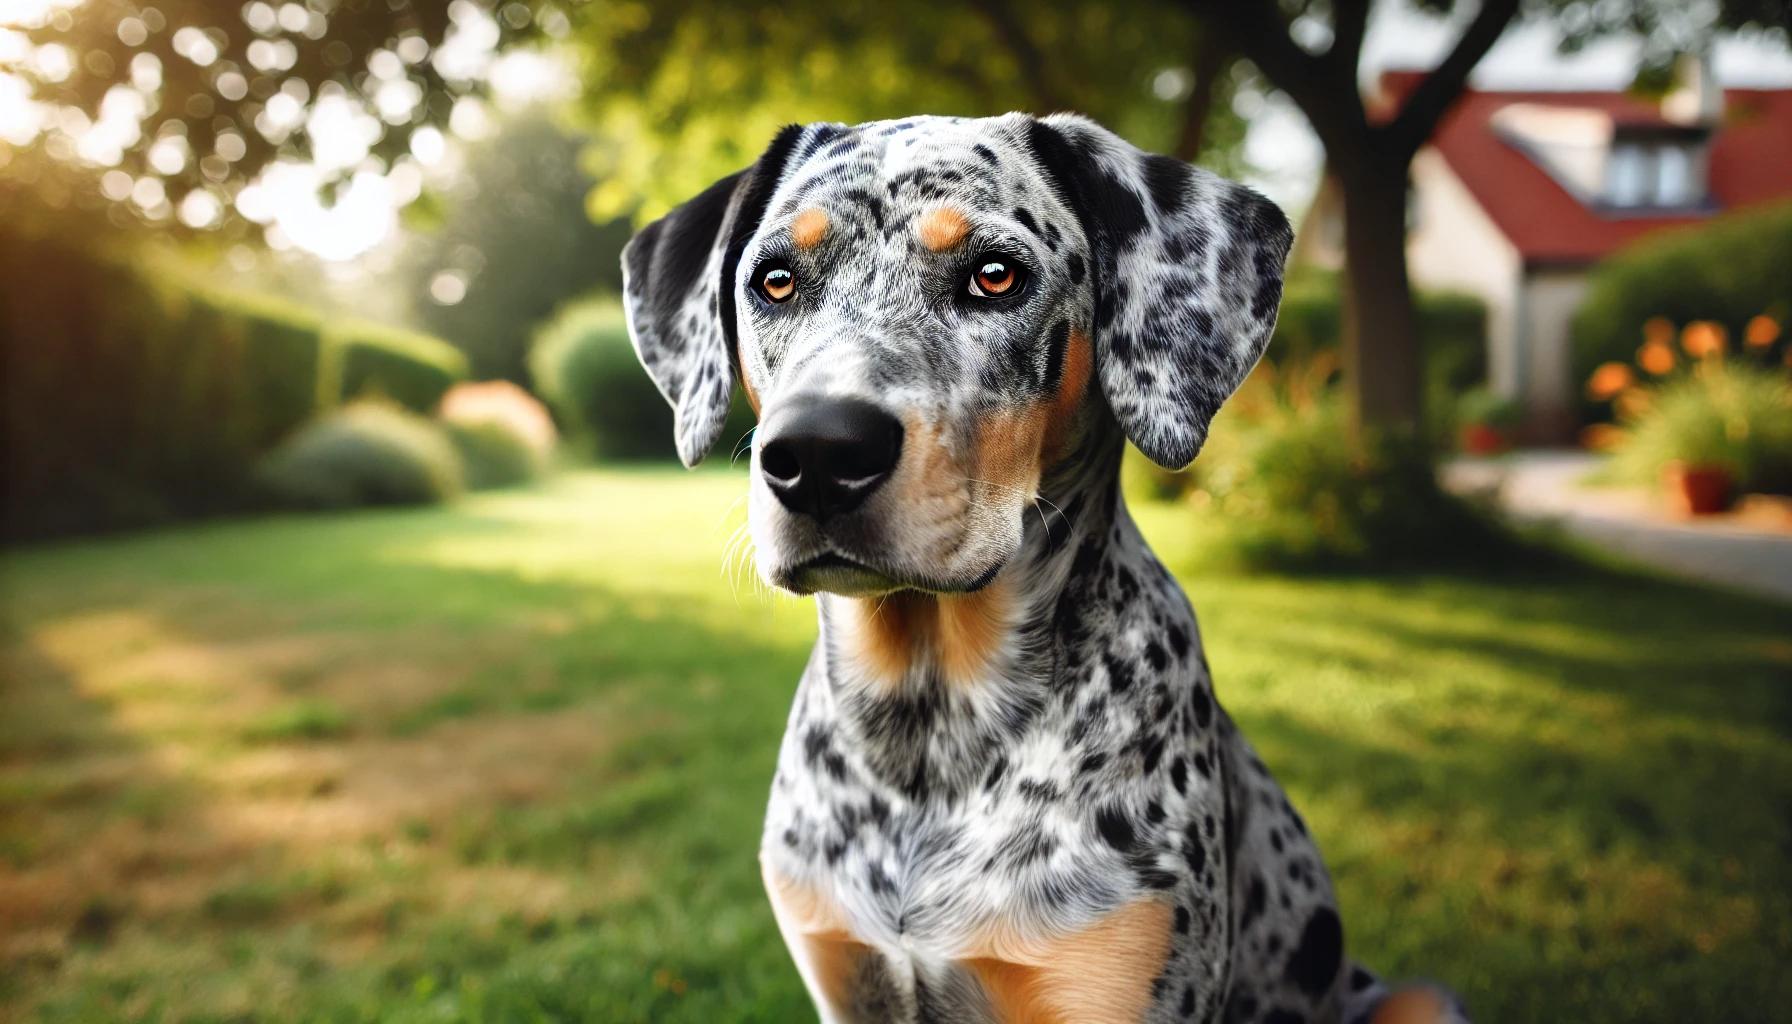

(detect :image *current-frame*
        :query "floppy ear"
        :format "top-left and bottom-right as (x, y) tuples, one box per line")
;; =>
(621, 124), (811, 467)
(1026, 114), (1293, 470)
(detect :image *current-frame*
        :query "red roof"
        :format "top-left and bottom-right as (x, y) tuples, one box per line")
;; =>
(1379, 70), (1792, 265)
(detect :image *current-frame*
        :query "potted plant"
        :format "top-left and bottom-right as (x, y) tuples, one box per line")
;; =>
(1592, 317), (1792, 517)
(1455, 388), (1521, 455)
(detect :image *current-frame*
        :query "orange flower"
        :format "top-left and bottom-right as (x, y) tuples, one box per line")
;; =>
(1643, 316), (1675, 348)
(1586, 361), (1634, 401)
(1615, 387), (1653, 421)
(1745, 315), (1781, 349)
(1579, 423), (1626, 451)
(1637, 340), (1676, 375)
(1681, 321), (1727, 358)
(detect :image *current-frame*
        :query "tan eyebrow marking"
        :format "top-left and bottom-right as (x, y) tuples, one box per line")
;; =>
(918, 205), (971, 251)
(791, 207), (829, 250)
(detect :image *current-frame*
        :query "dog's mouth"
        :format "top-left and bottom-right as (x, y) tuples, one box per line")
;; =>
(777, 552), (1004, 598)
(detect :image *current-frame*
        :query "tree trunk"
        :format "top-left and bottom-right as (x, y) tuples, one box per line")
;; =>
(1336, 157), (1424, 433)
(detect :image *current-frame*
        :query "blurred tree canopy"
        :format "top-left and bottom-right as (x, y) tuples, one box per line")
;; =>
(1, 0), (539, 237)
(558, 0), (1248, 222)
(400, 112), (630, 383)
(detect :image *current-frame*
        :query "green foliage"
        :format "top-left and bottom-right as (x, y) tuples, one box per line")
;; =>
(402, 114), (636, 383)
(446, 421), (542, 491)
(566, 0), (1245, 222)
(1573, 201), (1792, 423)
(0, 230), (327, 539)
(1192, 385), (1522, 571)
(1609, 361), (1792, 494)
(530, 299), (756, 462)
(333, 322), (469, 414)
(1268, 270), (1489, 429)
(254, 402), (464, 510)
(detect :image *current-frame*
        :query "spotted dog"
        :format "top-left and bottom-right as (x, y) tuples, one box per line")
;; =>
(623, 113), (1467, 1024)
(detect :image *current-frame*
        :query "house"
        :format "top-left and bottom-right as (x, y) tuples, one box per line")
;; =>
(1292, 65), (1792, 440)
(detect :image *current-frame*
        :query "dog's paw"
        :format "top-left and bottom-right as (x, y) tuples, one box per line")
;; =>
(1370, 983), (1472, 1024)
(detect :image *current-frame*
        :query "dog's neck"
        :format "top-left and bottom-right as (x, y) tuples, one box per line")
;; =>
(810, 416), (1183, 803)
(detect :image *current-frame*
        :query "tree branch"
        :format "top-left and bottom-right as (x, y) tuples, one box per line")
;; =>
(1173, 33), (1230, 162)
(1385, 0), (1519, 158)
(1183, 0), (1366, 156)
(1329, 0), (1371, 75)
(969, 0), (1071, 112)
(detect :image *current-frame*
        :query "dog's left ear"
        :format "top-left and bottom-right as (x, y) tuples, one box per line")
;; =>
(621, 123), (821, 467)
(1026, 114), (1293, 470)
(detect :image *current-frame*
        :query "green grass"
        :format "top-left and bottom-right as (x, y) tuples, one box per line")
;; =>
(1, 468), (1788, 1023)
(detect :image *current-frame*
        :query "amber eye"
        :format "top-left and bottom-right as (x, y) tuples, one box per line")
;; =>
(756, 261), (796, 303)
(968, 255), (1023, 298)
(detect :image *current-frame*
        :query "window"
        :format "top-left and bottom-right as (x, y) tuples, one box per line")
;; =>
(1606, 144), (1648, 207)
(1655, 144), (1693, 206)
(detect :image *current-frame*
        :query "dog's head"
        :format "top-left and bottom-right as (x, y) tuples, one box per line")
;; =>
(624, 114), (1291, 597)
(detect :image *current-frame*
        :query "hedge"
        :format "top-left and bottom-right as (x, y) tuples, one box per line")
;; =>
(1572, 200), (1792, 423)
(530, 299), (756, 463)
(1269, 271), (1489, 415)
(0, 230), (465, 540)
(331, 321), (469, 414)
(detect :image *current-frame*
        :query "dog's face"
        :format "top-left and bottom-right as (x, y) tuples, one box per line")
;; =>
(624, 114), (1291, 597)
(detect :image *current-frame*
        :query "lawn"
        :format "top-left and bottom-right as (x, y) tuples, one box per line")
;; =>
(1, 468), (1788, 1023)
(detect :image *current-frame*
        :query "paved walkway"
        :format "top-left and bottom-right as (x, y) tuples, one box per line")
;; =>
(1442, 451), (1792, 604)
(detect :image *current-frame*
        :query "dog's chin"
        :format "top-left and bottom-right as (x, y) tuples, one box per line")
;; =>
(767, 552), (1006, 598)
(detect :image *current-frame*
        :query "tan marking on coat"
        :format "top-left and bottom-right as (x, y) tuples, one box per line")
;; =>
(974, 405), (1048, 498)
(962, 898), (1175, 1024)
(763, 866), (883, 1022)
(791, 207), (830, 250)
(1042, 328), (1093, 459)
(918, 205), (971, 251)
(844, 584), (1012, 688)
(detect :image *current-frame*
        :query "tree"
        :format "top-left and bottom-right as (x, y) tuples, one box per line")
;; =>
(1, 0), (538, 240)
(1183, 0), (1792, 433)
(557, 0), (1250, 221)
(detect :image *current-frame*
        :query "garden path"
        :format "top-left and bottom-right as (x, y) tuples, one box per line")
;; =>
(1444, 451), (1792, 603)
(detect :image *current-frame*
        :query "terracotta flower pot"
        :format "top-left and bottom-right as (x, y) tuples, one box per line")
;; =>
(1661, 462), (1735, 517)
(1460, 423), (1508, 456)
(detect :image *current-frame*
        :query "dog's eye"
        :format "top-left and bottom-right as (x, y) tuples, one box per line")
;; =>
(755, 261), (797, 303)
(967, 255), (1024, 298)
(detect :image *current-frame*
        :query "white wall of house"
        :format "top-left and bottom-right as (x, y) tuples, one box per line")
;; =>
(1518, 269), (1590, 440)
(1403, 148), (1525, 401)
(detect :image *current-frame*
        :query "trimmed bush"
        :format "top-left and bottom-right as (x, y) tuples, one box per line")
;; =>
(254, 402), (464, 510)
(1573, 200), (1792, 424)
(333, 321), (468, 413)
(530, 299), (757, 462)
(1607, 361), (1792, 496)
(0, 233), (329, 538)
(440, 381), (557, 490)
(1267, 271), (1488, 437)
(1187, 367), (1523, 571)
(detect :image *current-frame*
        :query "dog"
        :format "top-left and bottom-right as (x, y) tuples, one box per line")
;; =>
(622, 113), (1466, 1024)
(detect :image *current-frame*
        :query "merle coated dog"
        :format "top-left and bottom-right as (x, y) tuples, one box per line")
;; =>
(623, 113), (1465, 1024)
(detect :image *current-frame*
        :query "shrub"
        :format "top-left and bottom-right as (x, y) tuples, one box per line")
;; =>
(529, 299), (756, 462)
(440, 381), (558, 490)
(1573, 200), (1792, 425)
(1602, 358), (1792, 496)
(255, 401), (464, 510)
(1188, 364), (1521, 571)
(0, 232), (330, 539)
(332, 320), (468, 413)
(1268, 271), (1488, 437)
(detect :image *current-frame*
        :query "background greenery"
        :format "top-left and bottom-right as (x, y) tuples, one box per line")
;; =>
(2, 469), (1787, 1023)
(1573, 200), (1792, 426)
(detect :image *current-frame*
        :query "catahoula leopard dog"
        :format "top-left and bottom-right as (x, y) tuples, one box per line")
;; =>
(622, 113), (1468, 1024)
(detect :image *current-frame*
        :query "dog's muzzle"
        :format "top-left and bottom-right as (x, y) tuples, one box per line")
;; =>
(757, 395), (904, 523)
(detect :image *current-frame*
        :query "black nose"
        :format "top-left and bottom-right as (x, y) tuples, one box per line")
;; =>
(758, 396), (904, 521)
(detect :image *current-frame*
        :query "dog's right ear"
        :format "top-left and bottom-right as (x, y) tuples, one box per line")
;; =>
(622, 124), (815, 467)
